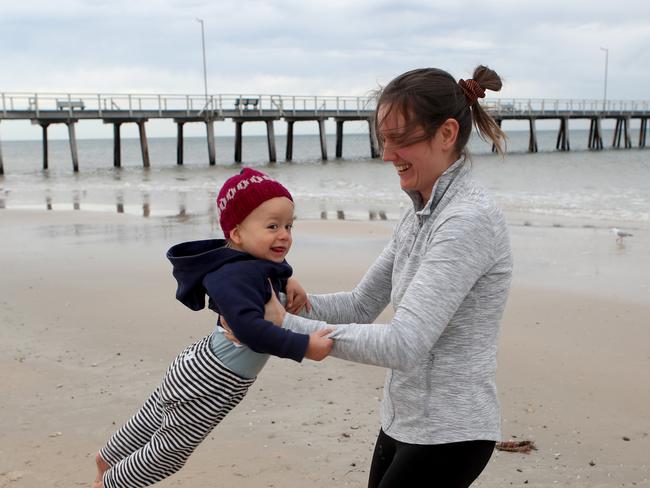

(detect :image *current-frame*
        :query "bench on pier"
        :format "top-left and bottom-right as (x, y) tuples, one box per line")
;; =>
(56, 99), (86, 110)
(484, 102), (515, 113)
(497, 103), (515, 113)
(235, 98), (259, 110)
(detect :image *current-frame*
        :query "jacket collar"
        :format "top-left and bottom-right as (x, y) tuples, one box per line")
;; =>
(405, 155), (469, 216)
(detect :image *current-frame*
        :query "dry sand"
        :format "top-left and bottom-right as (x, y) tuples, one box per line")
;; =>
(0, 209), (649, 488)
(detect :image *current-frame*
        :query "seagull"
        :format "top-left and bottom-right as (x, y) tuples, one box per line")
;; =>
(611, 227), (633, 243)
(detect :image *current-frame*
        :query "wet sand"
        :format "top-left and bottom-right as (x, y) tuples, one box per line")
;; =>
(0, 209), (649, 487)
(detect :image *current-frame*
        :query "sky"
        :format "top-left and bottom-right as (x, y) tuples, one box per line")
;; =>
(1, 0), (649, 140)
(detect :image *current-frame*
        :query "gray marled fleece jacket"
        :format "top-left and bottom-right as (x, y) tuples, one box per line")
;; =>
(283, 157), (513, 445)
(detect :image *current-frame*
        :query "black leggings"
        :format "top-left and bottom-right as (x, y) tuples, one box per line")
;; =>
(368, 429), (495, 488)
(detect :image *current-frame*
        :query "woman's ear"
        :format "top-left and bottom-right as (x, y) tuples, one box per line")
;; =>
(439, 118), (460, 150)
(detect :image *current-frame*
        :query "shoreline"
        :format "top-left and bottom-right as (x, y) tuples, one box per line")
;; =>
(2, 204), (648, 229)
(1, 208), (649, 487)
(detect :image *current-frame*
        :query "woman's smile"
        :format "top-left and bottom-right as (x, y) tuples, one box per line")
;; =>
(394, 162), (412, 173)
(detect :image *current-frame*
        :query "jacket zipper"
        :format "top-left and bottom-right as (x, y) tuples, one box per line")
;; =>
(408, 217), (423, 256)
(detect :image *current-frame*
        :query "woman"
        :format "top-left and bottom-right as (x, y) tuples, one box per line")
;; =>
(268, 65), (512, 487)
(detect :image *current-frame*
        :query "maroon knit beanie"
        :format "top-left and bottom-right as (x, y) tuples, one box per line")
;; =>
(217, 168), (293, 238)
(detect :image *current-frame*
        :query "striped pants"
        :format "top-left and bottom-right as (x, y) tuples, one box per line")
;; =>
(100, 334), (256, 488)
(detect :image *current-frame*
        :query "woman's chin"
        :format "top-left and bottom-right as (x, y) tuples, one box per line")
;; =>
(398, 177), (414, 192)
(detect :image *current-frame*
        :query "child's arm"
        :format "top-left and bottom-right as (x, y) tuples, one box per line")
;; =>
(204, 265), (326, 362)
(220, 314), (333, 361)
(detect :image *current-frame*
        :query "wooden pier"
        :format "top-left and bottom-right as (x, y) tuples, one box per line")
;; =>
(0, 93), (649, 175)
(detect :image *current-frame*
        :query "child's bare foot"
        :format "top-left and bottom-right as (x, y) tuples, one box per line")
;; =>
(94, 452), (110, 484)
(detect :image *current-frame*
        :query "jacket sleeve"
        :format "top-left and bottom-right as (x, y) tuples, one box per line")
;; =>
(204, 265), (310, 362)
(283, 211), (497, 371)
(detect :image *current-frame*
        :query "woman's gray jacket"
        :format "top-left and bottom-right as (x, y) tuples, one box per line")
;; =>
(283, 158), (513, 444)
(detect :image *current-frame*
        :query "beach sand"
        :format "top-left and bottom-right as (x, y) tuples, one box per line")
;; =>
(1, 209), (649, 488)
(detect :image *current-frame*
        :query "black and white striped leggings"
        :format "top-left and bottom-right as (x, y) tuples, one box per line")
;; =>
(99, 334), (256, 488)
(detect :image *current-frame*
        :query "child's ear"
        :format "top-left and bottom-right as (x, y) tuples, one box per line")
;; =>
(229, 226), (242, 245)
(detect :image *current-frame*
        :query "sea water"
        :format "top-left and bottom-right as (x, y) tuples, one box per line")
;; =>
(1, 129), (649, 231)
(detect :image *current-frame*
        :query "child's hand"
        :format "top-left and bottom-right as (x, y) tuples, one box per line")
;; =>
(286, 277), (312, 314)
(305, 329), (334, 361)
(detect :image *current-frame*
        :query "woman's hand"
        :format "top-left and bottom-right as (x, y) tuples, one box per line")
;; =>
(219, 316), (241, 344)
(222, 279), (311, 345)
(264, 287), (287, 326)
(285, 277), (312, 314)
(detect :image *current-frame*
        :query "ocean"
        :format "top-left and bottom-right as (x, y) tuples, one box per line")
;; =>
(1, 129), (649, 231)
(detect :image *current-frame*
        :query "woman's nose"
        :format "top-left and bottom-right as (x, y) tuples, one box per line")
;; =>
(382, 142), (396, 162)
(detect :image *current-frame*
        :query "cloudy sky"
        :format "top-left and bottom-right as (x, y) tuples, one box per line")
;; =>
(1, 0), (649, 139)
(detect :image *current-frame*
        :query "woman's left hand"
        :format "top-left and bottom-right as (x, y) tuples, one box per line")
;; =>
(265, 285), (288, 326)
(221, 279), (293, 344)
(219, 316), (241, 345)
(285, 277), (312, 314)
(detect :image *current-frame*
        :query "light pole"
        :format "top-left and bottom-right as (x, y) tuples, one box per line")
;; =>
(600, 47), (608, 111)
(196, 18), (209, 110)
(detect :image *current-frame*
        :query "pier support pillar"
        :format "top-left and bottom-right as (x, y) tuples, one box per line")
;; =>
(556, 117), (570, 151)
(528, 118), (538, 153)
(41, 123), (50, 169)
(613, 118), (622, 148)
(368, 118), (380, 158)
(335, 120), (344, 158)
(66, 120), (79, 172)
(595, 118), (604, 150)
(492, 119), (502, 153)
(318, 119), (328, 160)
(623, 117), (632, 149)
(285, 121), (294, 161)
(113, 123), (122, 167)
(266, 120), (277, 163)
(206, 119), (216, 165)
(639, 118), (648, 148)
(137, 120), (150, 168)
(612, 117), (632, 149)
(234, 121), (243, 163)
(588, 117), (603, 150)
(0, 122), (4, 176)
(176, 122), (184, 165)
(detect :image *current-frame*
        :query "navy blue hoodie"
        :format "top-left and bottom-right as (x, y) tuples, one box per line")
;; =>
(166, 239), (309, 362)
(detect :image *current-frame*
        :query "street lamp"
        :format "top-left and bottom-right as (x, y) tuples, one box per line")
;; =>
(600, 47), (608, 111)
(196, 18), (209, 111)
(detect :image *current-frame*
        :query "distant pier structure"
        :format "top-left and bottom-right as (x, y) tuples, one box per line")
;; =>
(0, 93), (649, 174)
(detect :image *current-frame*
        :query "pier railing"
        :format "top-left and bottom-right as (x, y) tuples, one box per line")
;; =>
(481, 98), (650, 116)
(0, 92), (377, 117)
(2, 92), (650, 118)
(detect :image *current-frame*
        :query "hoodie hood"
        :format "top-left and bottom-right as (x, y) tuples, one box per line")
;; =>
(166, 239), (262, 311)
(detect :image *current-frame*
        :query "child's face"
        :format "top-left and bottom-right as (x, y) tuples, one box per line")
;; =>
(229, 197), (294, 263)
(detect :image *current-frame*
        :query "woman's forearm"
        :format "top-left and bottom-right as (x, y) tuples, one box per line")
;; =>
(301, 290), (385, 324)
(282, 313), (417, 371)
